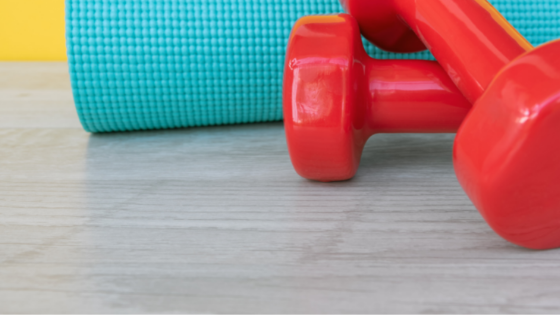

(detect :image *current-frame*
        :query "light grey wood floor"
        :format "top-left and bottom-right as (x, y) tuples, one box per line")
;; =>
(1, 62), (560, 314)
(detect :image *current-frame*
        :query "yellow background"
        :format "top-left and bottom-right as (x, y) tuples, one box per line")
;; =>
(0, 0), (67, 61)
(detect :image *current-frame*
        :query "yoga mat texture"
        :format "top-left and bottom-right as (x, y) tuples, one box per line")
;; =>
(66, 0), (560, 132)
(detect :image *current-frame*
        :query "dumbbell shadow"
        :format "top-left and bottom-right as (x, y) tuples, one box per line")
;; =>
(357, 133), (456, 180)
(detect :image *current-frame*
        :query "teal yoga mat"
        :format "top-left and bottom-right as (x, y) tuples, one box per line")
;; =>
(66, 0), (560, 133)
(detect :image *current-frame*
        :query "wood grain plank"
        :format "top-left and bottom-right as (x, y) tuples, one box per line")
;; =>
(1, 62), (560, 313)
(0, 62), (80, 129)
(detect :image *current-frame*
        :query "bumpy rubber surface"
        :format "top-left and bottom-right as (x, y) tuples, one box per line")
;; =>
(66, 0), (560, 132)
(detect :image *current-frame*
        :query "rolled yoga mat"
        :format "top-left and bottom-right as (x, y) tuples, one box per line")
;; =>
(66, 0), (560, 132)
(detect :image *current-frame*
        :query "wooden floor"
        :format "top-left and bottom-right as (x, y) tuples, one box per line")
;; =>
(1, 62), (560, 314)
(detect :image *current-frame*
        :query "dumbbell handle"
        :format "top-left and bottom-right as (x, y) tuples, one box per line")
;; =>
(394, 0), (533, 103)
(363, 58), (470, 134)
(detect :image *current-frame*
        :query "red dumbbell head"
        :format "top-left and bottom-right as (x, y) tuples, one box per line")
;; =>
(283, 15), (368, 182)
(454, 41), (560, 250)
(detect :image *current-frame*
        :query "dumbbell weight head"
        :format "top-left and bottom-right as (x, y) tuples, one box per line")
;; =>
(283, 14), (367, 182)
(453, 42), (560, 250)
(283, 14), (471, 182)
(342, 0), (560, 249)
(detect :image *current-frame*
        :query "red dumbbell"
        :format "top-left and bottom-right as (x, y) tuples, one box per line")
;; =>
(342, 0), (560, 249)
(283, 14), (471, 182)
